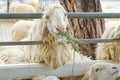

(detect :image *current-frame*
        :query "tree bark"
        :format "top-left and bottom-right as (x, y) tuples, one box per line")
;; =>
(60, 0), (105, 59)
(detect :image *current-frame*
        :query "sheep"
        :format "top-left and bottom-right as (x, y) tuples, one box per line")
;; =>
(96, 24), (120, 63)
(105, 3), (116, 9)
(0, 46), (28, 64)
(9, 2), (19, 12)
(61, 62), (120, 80)
(10, 20), (33, 41)
(81, 62), (120, 80)
(0, 59), (4, 64)
(24, 4), (90, 69)
(102, 3), (120, 23)
(105, 20), (120, 29)
(8, 2), (37, 22)
(96, 22), (120, 80)
(9, 2), (37, 13)
(23, 0), (40, 12)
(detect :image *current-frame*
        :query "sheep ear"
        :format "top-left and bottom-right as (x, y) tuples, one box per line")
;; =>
(95, 68), (102, 72)
(40, 20), (47, 34)
(95, 68), (99, 72)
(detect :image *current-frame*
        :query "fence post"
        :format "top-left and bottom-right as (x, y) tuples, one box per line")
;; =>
(7, 0), (10, 12)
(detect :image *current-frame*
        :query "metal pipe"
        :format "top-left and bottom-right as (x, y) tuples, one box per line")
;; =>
(7, 0), (10, 12)
(0, 38), (120, 46)
(0, 12), (44, 19)
(0, 60), (113, 79)
(67, 12), (120, 18)
(0, 12), (120, 19)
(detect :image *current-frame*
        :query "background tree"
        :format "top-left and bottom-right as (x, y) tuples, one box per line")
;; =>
(60, 0), (105, 59)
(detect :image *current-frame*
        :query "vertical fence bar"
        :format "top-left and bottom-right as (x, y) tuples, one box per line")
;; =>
(7, 0), (10, 12)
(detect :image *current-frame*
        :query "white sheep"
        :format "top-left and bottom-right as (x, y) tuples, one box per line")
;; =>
(96, 24), (120, 63)
(102, 3), (120, 23)
(9, 2), (19, 12)
(24, 4), (90, 69)
(23, 0), (40, 12)
(0, 46), (28, 64)
(0, 59), (4, 64)
(61, 62), (120, 80)
(10, 20), (33, 41)
(105, 20), (120, 29)
(96, 24), (120, 80)
(9, 2), (37, 13)
(81, 62), (120, 80)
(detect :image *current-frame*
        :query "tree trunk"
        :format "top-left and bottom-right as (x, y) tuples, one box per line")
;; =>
(60, 0), (105, 59)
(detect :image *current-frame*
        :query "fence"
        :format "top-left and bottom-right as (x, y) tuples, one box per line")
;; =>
(0, 12), (120, 79)
(5, 0), (60, 12)
(40, 0), (59, 9)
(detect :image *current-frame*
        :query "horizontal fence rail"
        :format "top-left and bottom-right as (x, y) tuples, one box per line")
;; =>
(0, 12), (120, 19)
(0, 39), (120, 46)
(0, 60), (113, 79)
(0, 11), (120, 79)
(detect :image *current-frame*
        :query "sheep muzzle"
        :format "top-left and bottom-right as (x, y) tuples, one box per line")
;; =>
(56, 27), (66, 33)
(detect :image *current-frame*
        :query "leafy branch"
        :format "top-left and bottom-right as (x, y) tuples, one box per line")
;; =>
(57, 32), (86, 52)
(57, 32), (87, 80)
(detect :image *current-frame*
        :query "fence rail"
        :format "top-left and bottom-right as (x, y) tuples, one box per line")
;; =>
(0, 38), (120, 46)
(0, 12), (120, 19)
(0, 12), (120, 79)
(0, 60), (113, 79)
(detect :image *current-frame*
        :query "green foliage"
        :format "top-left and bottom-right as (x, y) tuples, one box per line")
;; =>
(57, 32), (86, 52)
(57, 32), (87, 80)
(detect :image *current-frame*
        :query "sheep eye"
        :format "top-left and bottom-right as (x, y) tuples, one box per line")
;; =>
(112, 67), (117, 69)
(96, 68), (100, 72)
(46, 15), (49, 19)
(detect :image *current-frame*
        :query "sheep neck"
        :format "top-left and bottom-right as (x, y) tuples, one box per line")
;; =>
(42, 27), (58, 44)
(39, 27), (72, 68)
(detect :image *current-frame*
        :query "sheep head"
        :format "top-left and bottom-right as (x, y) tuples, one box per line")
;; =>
(41, 4), (70, 37)
(81, 62), (120, 80)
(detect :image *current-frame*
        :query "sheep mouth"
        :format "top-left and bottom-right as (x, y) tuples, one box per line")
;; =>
(112, 70), (119, 75)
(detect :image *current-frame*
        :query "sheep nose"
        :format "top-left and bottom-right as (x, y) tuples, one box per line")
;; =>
(117, 64), (120, 70)
(112, 66), (118, 69)
(56, 27), (65, 33)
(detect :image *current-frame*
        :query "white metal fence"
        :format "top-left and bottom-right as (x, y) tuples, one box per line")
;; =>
(1, 0), (60, 12)
(0, 0), (119, 79)
(0, 12), (119, 79)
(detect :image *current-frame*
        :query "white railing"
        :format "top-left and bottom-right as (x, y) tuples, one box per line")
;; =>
(0, 12), (120, 19)
(0, 12), (119, 79)
(0, 60), (113, 79)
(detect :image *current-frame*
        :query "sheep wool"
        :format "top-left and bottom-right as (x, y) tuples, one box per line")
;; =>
(11, 20), (33, 41)
(0, 47), (28, 64)
(96, 25), (120, 63)
(81, 62), (120, 80)
(25, 4), (90, 69)
(96, 24), (120, 80)
(9, 2), (37, 13)
(23, 0), (40, 12)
